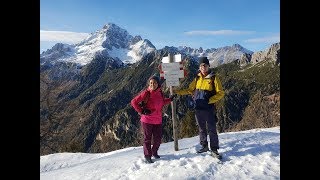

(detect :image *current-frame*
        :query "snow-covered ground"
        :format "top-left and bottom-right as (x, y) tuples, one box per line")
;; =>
(40, 126), (280, 180)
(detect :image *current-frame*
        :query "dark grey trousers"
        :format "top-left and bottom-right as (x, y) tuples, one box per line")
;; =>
(195, 109), (219, 150)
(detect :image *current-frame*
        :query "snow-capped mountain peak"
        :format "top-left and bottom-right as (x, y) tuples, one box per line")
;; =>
(40, 23), (156, 66)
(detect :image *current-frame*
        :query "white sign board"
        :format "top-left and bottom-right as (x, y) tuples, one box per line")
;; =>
(162, 62), (181, 71)
(174, 54), (182, 62)
(161, 54), (182, 63)
(165, 79), (180, 86)
(161, 54), (183, 87)
(164, 70), (184, 79)
(162, 56), (169, 63)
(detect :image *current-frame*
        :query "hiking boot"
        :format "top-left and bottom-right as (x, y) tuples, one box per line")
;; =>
(211, 149), (222, 160)
(153, 154), (160, 159)
(145, 156), (154, 163)
(196, 146), (209, 153)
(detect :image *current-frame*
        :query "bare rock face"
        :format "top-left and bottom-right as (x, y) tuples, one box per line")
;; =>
(251, 43), (280, 64)
(239, 53), (252, 67)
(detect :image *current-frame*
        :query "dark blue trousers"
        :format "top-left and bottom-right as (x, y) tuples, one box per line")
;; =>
(195, 109), (219, 150)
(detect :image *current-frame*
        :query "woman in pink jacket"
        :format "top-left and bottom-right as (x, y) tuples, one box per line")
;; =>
(131, 75), (175, 163)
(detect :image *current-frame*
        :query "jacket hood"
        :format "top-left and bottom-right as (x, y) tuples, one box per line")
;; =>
(197, 69), (214, 79)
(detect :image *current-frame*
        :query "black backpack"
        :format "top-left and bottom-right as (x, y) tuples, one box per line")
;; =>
(138, 88), (164, 109)
(138, 90), (150, 109)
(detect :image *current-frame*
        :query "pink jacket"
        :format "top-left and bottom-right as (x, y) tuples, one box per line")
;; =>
(131, 87), (172, 124)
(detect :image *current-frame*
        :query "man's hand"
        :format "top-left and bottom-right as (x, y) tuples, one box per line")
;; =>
(169, 94), (177, 101)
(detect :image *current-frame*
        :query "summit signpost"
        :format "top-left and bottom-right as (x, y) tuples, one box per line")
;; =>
(160, 54), (185, 151)
(160, 54), (185, 86)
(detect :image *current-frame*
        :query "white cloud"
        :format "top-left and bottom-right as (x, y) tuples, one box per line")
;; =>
(184, 30), (254, 36)
(40, 30), (90, 44)
(245, 34), (280, 43)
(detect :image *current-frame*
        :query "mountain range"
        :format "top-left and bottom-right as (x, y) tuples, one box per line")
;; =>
(40, 23), (280, 155)
(40, 23), (256, 68)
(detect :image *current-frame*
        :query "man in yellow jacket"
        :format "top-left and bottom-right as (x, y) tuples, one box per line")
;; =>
(174, 56), (224, 158)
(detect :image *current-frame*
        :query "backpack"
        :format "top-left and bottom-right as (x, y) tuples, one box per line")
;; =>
(138, 90), (150, 109)
(138, 88), (164, 109)
(186, 74), (216, 110)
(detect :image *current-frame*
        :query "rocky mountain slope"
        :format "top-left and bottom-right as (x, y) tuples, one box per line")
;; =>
(40, 23), (280, 155)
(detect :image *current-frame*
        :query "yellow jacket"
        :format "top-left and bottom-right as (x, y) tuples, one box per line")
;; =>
(174, 71), (225, 104)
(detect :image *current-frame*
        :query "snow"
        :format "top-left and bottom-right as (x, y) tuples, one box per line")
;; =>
(58, 29), (106, 65)
(58, 32), (155, 65)
(127, 40), (155, 64)
(40, 126), (280, 180)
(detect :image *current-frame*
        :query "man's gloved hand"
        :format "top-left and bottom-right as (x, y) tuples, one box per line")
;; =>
(169, 94), (177, 101)
(141, 109), (151, 115)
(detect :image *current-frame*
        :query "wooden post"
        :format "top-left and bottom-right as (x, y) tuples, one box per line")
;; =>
(168, 53), (179, 151)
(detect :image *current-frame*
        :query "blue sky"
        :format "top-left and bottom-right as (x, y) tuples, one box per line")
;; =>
(40, 0), (280, 53)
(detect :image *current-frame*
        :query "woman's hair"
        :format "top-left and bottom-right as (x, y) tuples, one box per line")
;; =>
(148, 75), (160, 85)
